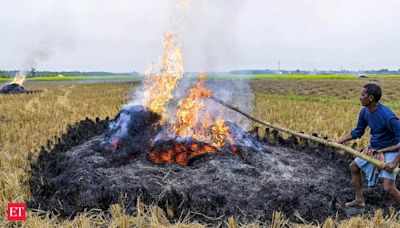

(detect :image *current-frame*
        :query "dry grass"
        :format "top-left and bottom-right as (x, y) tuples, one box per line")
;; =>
(251, 78), (400, 149)
(1, 79), (400, 226)
(252, 93), (370, 149)
(250, 78), (400, 104)
(0, 82), (131, 220)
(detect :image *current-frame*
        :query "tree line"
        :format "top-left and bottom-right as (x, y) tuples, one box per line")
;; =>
(0, 69), (139, 78)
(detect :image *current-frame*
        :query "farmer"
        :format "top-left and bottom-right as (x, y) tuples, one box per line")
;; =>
(336, 83), (400, 207)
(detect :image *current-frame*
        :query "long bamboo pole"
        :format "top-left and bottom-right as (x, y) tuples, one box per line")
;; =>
(210, 96), (400, 175)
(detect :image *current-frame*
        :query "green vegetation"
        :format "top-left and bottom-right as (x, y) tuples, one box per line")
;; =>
(210, 74), (359, 80)
(0, 75), (141, 82)
(210, 74), (400, 80)
(0, 69), (139, 78)
(2, 74), (399, 82)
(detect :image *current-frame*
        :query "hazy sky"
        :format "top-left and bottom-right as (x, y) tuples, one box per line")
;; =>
(0, 0), (399, 72)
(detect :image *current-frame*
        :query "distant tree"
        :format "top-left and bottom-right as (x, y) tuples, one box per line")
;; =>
(378, 69), (389, 73)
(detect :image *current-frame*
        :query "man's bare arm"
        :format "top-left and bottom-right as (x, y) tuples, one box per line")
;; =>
(337, 134), (353, 144)
(385, 152), (400, 172)
(377, 143), (400, 153)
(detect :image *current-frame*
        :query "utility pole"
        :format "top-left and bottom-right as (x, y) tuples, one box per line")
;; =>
(30, 66), (36, 78)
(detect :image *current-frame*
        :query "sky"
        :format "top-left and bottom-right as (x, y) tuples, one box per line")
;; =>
(0, 0), (399, 72)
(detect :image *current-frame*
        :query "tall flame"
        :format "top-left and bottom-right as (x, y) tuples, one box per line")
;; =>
(140, 3), (233, 150)
(11, 72), (26, 86)
(143, 33), (184, 118)
(110, 0), (238, 166)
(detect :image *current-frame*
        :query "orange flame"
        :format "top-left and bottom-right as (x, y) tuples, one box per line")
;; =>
(143, 33), (184, 118)
(140, 21), (233, 155)
(211, 117), (233, 148)
(11, 72), (26, 86)
(172, 74), (233, 148)
(177, 0), (190, 9)
(173, 73), (211, 137)
(148, 140), (218, 166)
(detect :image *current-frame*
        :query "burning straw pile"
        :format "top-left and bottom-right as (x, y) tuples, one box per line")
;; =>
(29, 34), (400, 224)
(0, 72), (32, 94)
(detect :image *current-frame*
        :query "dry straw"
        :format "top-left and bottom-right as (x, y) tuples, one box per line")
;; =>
(2, 80), (400, 227)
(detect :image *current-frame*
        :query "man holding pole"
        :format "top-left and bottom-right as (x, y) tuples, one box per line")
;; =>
(337, 83), (400, 207)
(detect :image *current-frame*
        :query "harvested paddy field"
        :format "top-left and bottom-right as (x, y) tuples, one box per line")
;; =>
(2, 79), (400, 227)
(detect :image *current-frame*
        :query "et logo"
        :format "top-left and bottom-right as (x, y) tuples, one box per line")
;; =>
(7, 203), (26, 221)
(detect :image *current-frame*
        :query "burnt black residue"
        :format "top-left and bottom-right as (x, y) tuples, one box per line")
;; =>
(29, 106), (400, 224)
(0, 83), (34, 94)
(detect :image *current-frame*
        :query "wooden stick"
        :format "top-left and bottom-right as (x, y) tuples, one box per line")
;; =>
(210, 96), (400, 175)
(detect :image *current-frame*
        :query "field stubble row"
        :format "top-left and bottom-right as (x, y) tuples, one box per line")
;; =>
(1, 79), (399, 226)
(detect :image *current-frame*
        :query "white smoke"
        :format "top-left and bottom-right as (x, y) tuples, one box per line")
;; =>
(179, 0), (244, 71)
(176, 0), (254, 130)
(205, 79), (254, 130)
(121, 0), (254, 141)
(18, 1), (76, 70)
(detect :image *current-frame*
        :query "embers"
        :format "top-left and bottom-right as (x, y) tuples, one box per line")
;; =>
(148, 138), (219, 166)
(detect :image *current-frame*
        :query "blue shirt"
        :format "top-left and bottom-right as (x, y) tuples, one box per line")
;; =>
(351, 103), (400, 149)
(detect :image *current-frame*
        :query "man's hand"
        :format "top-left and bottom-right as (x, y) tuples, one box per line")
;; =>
(373, 151), (384, 162)
(336, 134), (353, 144)
(361, 147), (375, 156)
(385, 160), (398, 173)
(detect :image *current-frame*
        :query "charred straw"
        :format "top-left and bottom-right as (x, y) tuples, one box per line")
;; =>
(211, 96), (400, 175)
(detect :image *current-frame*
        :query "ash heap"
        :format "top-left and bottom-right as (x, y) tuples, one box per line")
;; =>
(29, 34), (398, 224)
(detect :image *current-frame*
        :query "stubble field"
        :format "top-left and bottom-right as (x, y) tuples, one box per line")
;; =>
(1, 77), (400, 227)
